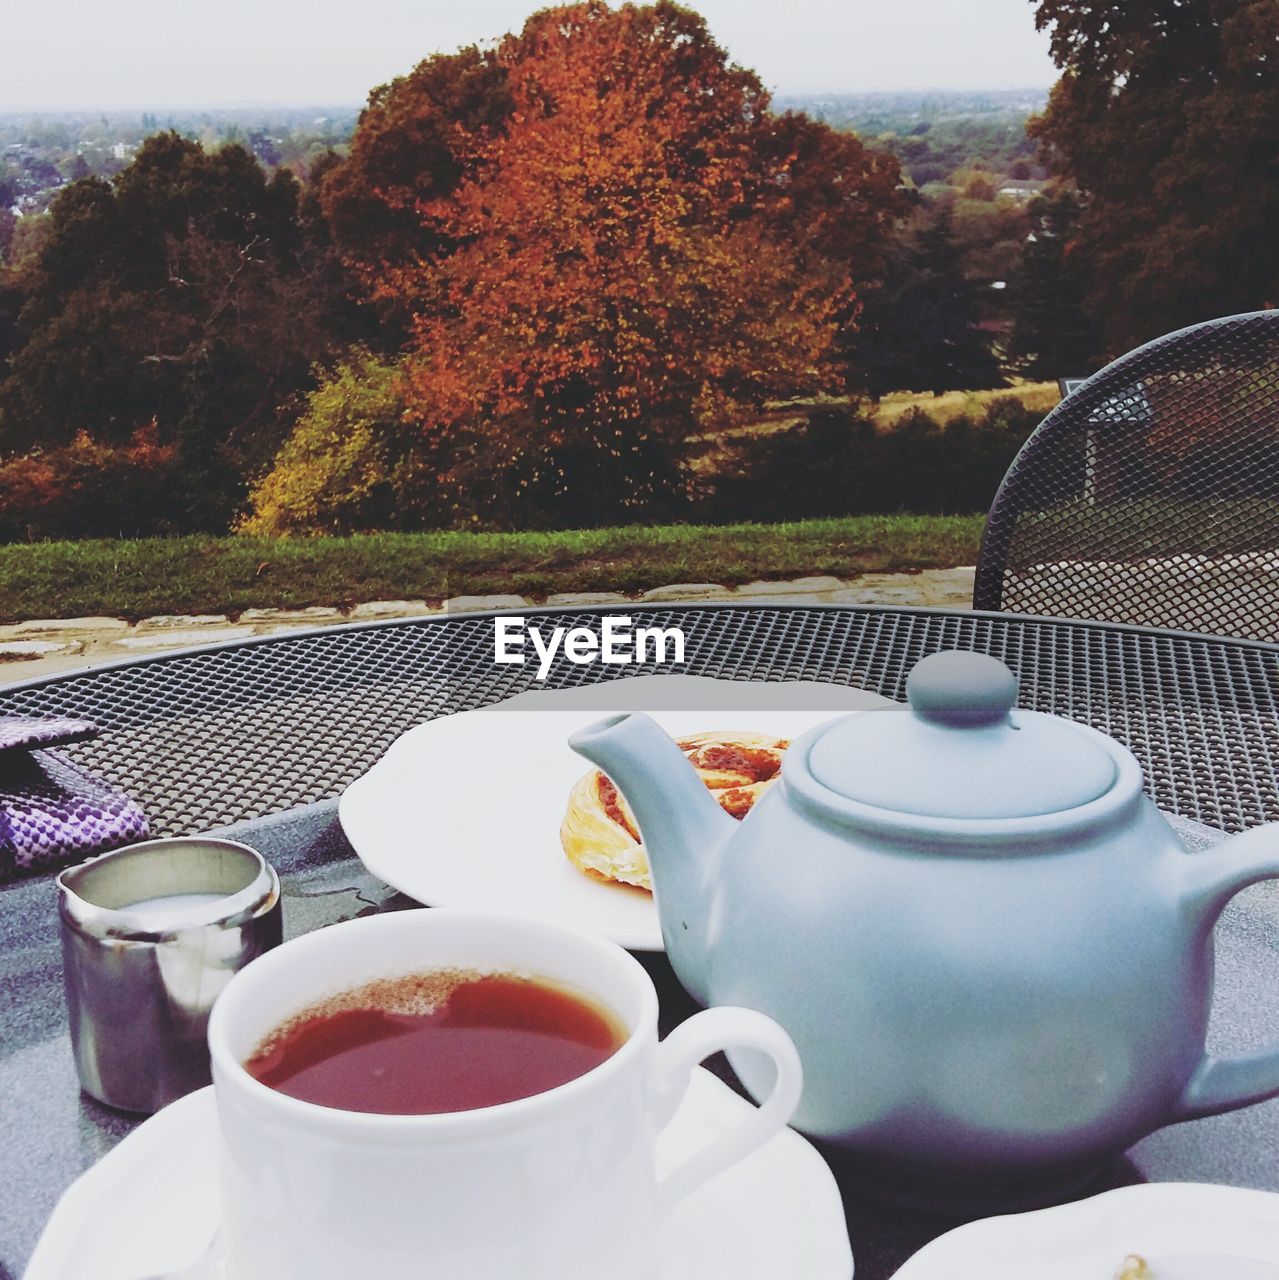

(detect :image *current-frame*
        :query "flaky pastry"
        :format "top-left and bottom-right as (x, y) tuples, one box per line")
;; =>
(560, 731), (789, 890)
(1115, 1259), (1152, 1280)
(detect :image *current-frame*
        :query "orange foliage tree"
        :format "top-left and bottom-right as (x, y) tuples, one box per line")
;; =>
(318, 45), (511, 325)
(386, 2), (903, 525)
(0, 424), (185, 540)
(260, 1), (906, 529)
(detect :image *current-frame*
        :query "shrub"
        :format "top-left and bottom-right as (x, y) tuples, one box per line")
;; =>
(240, 349), (414, 535)
(0, 425), (186, 541)
(706, 398), (1042, 522)
(244, 347), (700, 534)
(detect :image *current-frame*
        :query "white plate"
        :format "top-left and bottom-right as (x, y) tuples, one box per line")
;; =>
(24, 1068), (853, 1280)
(892, 1182), (1279, 1279)
(340, 676), (889, 951)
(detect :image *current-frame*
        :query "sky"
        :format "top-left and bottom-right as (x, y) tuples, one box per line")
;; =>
(0, 0), (1057, 111)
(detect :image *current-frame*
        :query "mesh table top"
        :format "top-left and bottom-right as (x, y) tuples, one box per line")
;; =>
(2, 603), (1277, 835)
(4, 603), (1279, 1279)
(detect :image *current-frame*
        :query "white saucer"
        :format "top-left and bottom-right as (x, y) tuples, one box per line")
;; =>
(339, 675), (888, 951)
(892, 1182), (1279, 1278)
(25, 1067), (853, 1280)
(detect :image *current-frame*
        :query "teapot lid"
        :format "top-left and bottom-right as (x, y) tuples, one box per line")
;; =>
(805, 652), (1116, 819)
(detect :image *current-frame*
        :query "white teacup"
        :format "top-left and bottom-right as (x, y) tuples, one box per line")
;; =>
(207, 909), (802, 1280)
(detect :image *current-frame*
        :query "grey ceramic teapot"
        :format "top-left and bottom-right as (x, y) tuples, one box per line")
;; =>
(569, 651), (1279, 1207)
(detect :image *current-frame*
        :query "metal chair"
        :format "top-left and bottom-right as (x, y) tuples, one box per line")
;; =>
(974, 311), (1279, 642)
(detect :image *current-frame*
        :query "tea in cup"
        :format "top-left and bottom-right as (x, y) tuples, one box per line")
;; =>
(207, 909), (802, 1280)
(243, 967), (627, 1113)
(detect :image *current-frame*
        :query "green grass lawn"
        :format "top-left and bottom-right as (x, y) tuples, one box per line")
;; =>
(0, 516), (985, 622)
(1012, 497), (1279, 561)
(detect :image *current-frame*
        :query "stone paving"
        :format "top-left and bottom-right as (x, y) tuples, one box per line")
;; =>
(0, 567), (976, 686)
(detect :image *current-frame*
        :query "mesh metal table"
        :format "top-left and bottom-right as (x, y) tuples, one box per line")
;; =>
(2, 604), (1278, 1279)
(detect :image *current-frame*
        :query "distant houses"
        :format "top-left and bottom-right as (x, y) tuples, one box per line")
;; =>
(997, 180), (1045, 203)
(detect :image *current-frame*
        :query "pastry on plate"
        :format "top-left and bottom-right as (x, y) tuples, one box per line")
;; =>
(560, 731), (789, 890)
(1116, 1258), (1151, 1280)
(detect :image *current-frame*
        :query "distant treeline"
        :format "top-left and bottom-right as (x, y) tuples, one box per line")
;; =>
(775, 88), (1050, 188)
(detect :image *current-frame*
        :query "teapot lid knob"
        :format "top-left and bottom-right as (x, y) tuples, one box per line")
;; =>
(907, 652), (1018, 727)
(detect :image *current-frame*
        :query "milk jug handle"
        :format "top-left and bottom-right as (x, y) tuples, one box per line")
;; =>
(1174, 825), (1279, 1120)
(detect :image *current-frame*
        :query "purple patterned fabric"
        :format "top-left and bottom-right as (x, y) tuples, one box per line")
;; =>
(0, 714), (99, 754)
(0, 749), (148, 876)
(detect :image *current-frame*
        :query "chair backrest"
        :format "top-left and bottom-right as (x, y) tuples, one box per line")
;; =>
(974, 311), (1279, 642)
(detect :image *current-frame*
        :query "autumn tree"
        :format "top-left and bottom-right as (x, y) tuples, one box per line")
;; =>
(753, 110), (908, 388)
(318, 46), (511, 339)
(266, 1), (904, 530)
(1032, 0), (1279, 350)
(402, 0), (807, 525)
(0, 134), (349, 527)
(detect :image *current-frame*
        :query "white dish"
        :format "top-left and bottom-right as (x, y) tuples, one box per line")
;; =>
(25, 1068), (853, 1280)
(340, 675), (888, 950)
(892, 1182), (1279, 1279)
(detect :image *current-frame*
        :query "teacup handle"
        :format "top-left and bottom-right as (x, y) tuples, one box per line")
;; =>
(1175, 825), (1279, 1120)
(648, 1006), (802, 1216)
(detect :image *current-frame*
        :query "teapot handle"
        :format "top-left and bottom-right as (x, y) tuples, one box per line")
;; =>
(1174, 825), (1279, 1120)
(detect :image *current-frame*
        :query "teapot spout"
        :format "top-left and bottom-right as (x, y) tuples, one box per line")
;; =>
(569, 713), (735, 1004)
